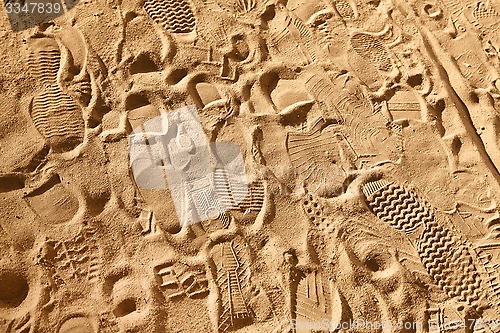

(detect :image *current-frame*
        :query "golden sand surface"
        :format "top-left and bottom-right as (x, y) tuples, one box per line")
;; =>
(1, 0), (500, 331)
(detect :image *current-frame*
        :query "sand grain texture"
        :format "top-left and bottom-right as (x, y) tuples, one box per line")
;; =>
(1, 0), (500, 332)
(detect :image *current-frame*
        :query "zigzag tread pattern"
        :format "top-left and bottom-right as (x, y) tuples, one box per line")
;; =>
(363, 180), (430, 233)
(144, 0), (195, 34)
(416, 220), (485, 307)
(364, 180), (486, 308)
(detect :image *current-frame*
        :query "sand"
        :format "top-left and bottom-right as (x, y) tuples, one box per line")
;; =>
(1, 0), (500, 331)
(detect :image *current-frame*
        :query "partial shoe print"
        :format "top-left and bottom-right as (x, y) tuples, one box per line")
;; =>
(208, 235), (274, 332)
(213, 0), (264, 19)
(333, 0), (358, 21)
(266, 2), (320, 66)
(384, 89), (423, 121)
(286, 114), (401, 194)
(37, 224), (101, 286)
(292, 270), (334, 332)
(24, 174), (79, 225)
(467, 1), (500, 35)
(287, 206), (431, 333)
(57, 315), (97, 333)
(143, 0), (197, 42)
(27, 38), (60, 86)
(286, 118), (348, 194)
(213, 168), (264, 214)
(216, 0), (256, 14)
(347, 27), (405, 96)
(350, 32), (394, 72)
(154, 261), (209, 300)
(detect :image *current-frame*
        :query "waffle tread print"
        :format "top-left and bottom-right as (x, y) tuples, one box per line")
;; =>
(473, 2), (500, 20)
(144, 0), (196, 34)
